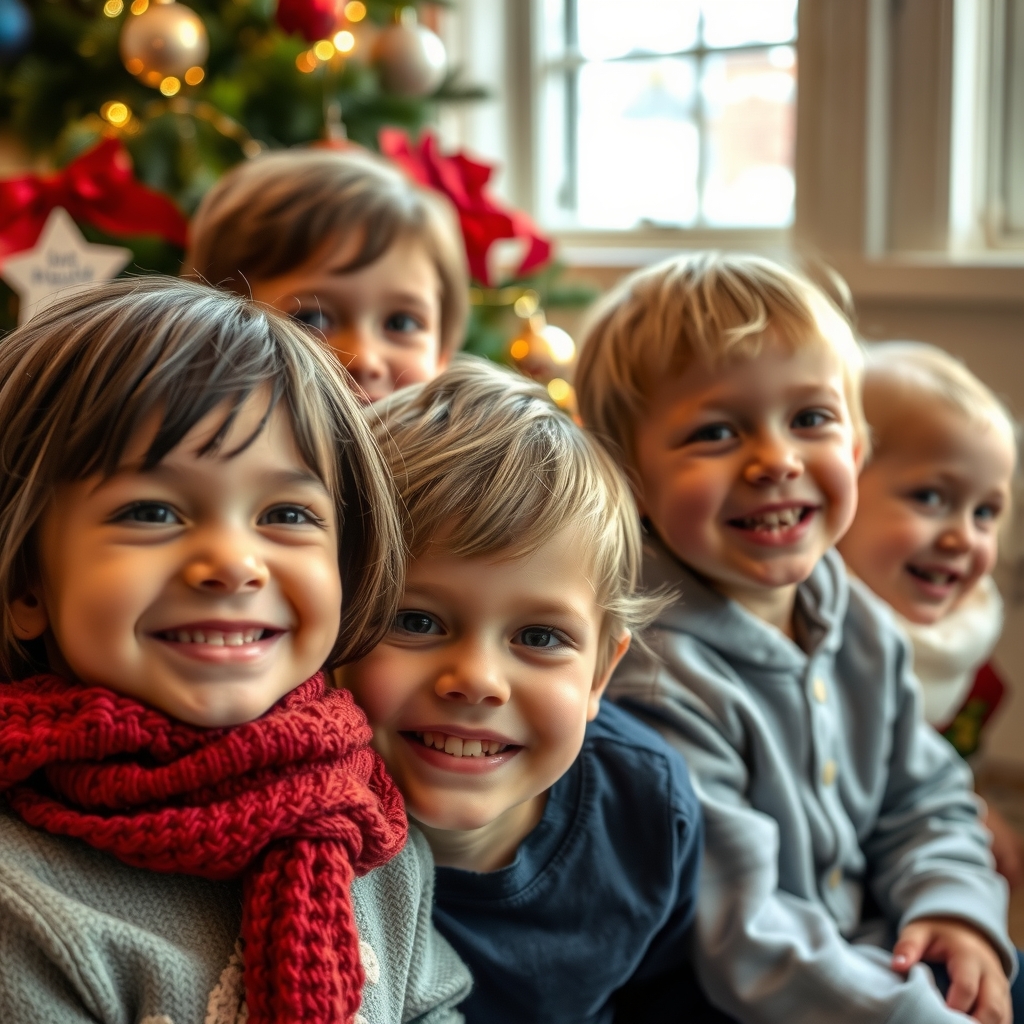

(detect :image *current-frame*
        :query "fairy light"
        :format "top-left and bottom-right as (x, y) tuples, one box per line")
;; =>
(125, 57), (144, 75)
(103, 0), (123, 16)
(313, 39), (335, 60)
(513, 291), (539, 318)
(343, 1), (366, 21)
(333, 29), (355, 52)
(184, 66), (205, 85)
(543, 325), (576, 364)
(547, 378), (572, 404)
(130, 0), (148, 13)
(100, 101), (131, 126)
(295, 50), (317, 73)
(160, 76), (181, 96)
(509, 339), (530, 361)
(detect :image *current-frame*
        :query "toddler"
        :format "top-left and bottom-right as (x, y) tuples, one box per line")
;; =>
(839, 342), (1021, 884)
(344, 358), (704, 1024)
(576, 254), (1019, 1024)
(0, 278), (470, 1024)
(185, 148), (468, 402)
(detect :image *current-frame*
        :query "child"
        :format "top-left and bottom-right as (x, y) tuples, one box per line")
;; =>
(575, 254), (1019, 1024)
(184, 148), (469, 403)
(0, 278), (471, 1024)
(838, 342), (1022, 885)
(344, 358), (703, 1024)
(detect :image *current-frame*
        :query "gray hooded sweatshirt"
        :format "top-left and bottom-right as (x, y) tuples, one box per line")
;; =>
(611, 540), (1014, 1024)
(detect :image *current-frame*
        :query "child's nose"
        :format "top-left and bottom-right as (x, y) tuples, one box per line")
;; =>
(332, 326), (388, 384)
(743, 435), (803, 485)
(183, 532), (270, 594)
(434, 643), (511, 707)
(936, 514), (973, 553)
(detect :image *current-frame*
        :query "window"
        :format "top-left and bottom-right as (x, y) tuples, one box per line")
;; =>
(535, 0), (798, 231)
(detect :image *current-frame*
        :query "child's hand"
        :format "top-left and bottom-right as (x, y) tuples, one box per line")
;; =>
(892, 917), (1010, 1024)
(984, 805), (1024, 889)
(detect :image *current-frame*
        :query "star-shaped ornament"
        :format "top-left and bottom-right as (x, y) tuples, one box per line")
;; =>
(1, 207), (132, 324)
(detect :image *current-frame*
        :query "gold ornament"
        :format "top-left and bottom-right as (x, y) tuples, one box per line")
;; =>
(372, 9), (447, 97)
(507, 308), (578, 413)
(120, 0), (209, 91)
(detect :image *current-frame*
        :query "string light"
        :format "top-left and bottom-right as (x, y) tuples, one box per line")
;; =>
(344, 1), (366, 21)
(295, 50), (317, 73)
(509, 339), (530, 361)
(103, 0), (123, 16)
(130, 0), (148, 13)
(184, 66), (205, 85)
(547, 378), (572, 404)
(513, 291), (540, 317)
(100, 101), (131, 126)
(313, 39), (335, 60)
(159, 76), (181, 96)
(333, 30), (355, 52)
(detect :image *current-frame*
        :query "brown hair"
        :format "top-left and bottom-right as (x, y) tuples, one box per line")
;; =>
(0, 276), (405, 678)
(184, 148), (469, 357)
(576, 252), (866, 473)
(367, 357), (668, 673)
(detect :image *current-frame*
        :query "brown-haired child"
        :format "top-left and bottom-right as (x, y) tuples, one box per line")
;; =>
(0, 277), (470, 1024)
(185, 148), (469, 402)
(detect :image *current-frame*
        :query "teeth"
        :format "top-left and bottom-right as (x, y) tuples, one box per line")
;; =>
(415, 732), (508, 757)
(737, 507), (805, 531)
(166, 628), (266, 644)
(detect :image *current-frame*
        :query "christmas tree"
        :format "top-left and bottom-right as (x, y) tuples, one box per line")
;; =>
(0, 0), (593, 372)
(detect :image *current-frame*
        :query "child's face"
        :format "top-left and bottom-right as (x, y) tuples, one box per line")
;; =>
(251, 234), (446, 403)
(633, 338), (861, 626)
(345, 527), (626, 854)
(838, 403), (1014, 624)
(12, 396), (342, 727)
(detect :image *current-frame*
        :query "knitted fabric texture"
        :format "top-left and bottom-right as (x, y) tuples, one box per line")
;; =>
(0, 672), (408, 1024)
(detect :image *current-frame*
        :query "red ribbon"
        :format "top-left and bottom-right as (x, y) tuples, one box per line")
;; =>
(0, 138), (188, 264)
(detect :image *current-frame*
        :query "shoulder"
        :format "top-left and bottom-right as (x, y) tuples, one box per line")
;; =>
(583, 703), (700, 826)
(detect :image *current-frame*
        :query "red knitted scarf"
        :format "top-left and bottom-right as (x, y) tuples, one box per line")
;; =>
(0, 671), (407, 1024)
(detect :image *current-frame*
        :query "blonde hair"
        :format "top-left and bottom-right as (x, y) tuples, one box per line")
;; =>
(575, 252), (866, 471)
(367, 357), (666, 671)
(0, 277), (405, 679)
(862, 341), (1018, 459)
(184, 148), (469, 358)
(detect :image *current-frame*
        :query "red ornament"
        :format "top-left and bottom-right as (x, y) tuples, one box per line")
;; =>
(275, 0), (339, 43)
(380, 127), (552, 287)
(0, 138), (188, 265)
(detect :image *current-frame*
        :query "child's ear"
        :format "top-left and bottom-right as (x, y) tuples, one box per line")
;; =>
(10, 589), (49, 641)
(586, 631), (632, 721)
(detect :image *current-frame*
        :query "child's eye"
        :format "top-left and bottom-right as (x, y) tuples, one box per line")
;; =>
(514, 626), (570, 650)
(975, 503), (1002, 524)
(685, 423), (735, 445)
(909, 488), (944, 509)
(259, 505), (325, 528)
(394, 611), (443, 635)
(291, 309), (333, 334)
(113, 502), (181, 525)
(384, 312), (423, 334)
(792, 409), (832, 429)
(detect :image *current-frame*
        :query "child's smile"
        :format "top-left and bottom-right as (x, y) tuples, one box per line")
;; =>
(345, 526), (625, 871)
(17, 394), (342, 727)
(633, 338), (861, 633)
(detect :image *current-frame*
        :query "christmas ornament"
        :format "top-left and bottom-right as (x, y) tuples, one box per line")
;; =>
(507, 306), (576, 385)
(0, 0), (31, 61)
(0, 207), (131, 323)
(381, 128), (552, 285)
(275, 0), (340, 43)
(120, 0), (208, 91)
(372, 11), (447, 98)
(0, 138), (188, 264)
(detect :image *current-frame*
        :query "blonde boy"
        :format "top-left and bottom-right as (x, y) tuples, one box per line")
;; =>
(576, 254), (1018, 1024)
(185, 148), (468, 402)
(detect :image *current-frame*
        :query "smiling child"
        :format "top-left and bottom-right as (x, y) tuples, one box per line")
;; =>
(577, 254), (1020, 1024)
(839, 342), (1021, 883)
(345, 358), (703, 1024)
(0, 278), (470, 1024)
(185, 148), (468, 402)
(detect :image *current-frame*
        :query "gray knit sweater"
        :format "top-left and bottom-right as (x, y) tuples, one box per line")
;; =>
(0, 809), (470, 1024)
(612, 540), (1014, 1024)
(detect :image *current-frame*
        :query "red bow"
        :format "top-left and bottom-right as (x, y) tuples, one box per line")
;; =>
(380, 127), (552, 287)
(0, 138), (188, 264)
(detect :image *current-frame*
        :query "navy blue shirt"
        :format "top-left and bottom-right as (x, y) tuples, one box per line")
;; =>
(432, 701), (703, 1024)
